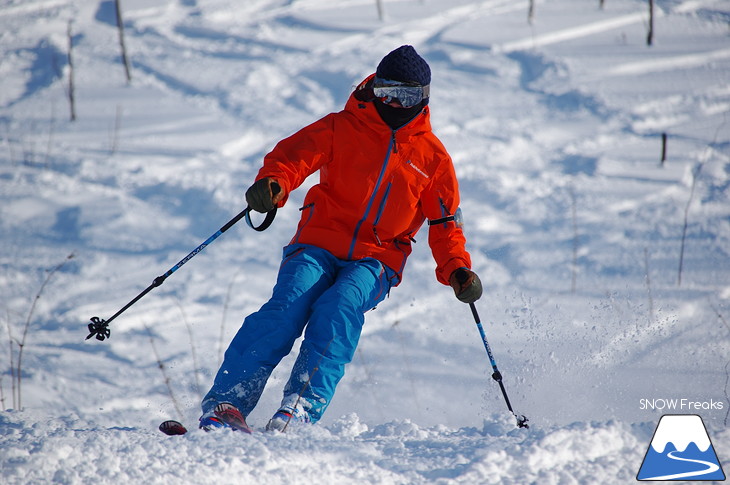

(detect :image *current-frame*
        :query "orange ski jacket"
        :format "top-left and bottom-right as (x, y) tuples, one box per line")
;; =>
(256, 75), (472, 286)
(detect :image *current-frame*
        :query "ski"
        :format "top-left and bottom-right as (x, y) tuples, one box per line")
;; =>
(214, 402), (254, 433)
(159, 420), (188, 436)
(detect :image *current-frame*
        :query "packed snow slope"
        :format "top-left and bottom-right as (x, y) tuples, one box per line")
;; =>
(1, 0), (729, 483)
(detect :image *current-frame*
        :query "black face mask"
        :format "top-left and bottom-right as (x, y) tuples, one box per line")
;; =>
(374, 99), (423, 130)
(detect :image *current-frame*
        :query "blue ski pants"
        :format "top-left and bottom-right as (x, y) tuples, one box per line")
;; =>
(202, 244), (396, 422)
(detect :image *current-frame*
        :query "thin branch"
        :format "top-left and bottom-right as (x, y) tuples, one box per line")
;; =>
(709, 302), (730, 335)
(219, 273), (239, 365)
(17, 253), (74, 409)
(354, 346), (387, 422)
(644, 247), (654, 325)
(145, 324), (183, 421)
(115, 0), (132, 83)
(570, 187), (578, 294)
(67, 21), (76, 121)
(176, 300), (201, 397)
(6, 309), (17, 409)
(44, 102), (57, 168)
(709, 302), (729, 425)
(677, 164), (701, 286)
(677, 119), (726, 286)
(109, 105), (122, 155)
(392, 317), (421, 416)
(1, 312), (10, 410)
(375, 0), (384, 21)
(647, 0), (654, 46)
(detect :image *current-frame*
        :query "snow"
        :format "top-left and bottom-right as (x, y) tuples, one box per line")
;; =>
(1, 0), (728, 483)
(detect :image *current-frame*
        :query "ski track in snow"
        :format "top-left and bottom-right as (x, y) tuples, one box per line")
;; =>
(1, 0), (729, 483)
(494, 11), (653, 53)
(607, 47), (730, 77)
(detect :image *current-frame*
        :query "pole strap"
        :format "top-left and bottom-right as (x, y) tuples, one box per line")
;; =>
(245, 207), (277, 231)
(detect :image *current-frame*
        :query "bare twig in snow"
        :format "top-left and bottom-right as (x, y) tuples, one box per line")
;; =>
(145, 324), (183, 421)
(115, 0), (132, 83)
(677, 119), (726, 286)
(176, 300), (202, 397)
(17, 253), (74, 409)
(67, 21), (76, 121)
(644, 247), (654, 325)
(219, 273), (239, 365)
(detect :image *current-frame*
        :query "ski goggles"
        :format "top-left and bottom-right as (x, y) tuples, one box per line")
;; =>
(372, 77), (430, 108)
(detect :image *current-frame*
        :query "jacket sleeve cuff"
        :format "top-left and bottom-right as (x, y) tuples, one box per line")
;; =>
(255, 174), (290, 207)
(437, 258), (471, 286)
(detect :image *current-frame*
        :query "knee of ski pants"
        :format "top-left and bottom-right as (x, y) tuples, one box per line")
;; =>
(221, 245), (338, 363)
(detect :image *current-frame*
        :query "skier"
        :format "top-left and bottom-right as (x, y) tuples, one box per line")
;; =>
(200, 45), (482, 432)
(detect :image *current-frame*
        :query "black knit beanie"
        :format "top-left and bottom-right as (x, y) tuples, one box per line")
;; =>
(376, 45), (431, 86)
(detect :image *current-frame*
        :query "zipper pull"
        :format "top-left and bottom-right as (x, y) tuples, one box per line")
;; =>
(373, 227), (382, 246)
(391, 131), (398, 154)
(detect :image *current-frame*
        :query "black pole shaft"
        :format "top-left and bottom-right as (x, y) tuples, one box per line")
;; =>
(101, 281), (156, 328)
(115, 207), (250, 321)
(86, 207), (254, 340)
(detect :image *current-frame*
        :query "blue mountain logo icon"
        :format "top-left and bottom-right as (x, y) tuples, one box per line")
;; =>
(637, 414), (725, 481)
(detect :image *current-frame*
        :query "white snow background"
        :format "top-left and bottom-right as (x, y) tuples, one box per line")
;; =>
(1, 0), (729, 483)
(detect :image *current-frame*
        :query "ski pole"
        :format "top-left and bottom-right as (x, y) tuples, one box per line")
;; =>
(468, 302), (529, 428)
(85, 206), (276, 341)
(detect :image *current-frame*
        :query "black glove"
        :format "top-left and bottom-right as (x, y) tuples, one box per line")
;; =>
(245, 178), (281, 213)
(449, 268), (482, 304)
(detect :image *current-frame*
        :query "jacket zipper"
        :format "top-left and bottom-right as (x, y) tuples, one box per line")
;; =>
(372, 181), (392, 246)
(347, 132), (396, 259)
